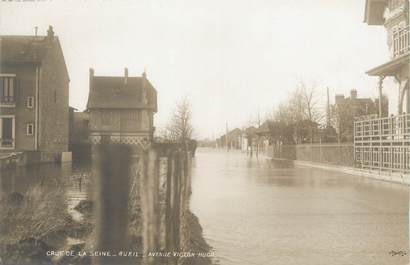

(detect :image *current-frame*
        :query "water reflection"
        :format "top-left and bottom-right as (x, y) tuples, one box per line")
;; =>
(0, 162), (91, 221)
(190, 148), (409, 265)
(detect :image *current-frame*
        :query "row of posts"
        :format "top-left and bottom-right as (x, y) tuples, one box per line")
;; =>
(92, 144), (192, 265)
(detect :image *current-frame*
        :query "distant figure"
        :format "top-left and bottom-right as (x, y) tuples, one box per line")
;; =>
(189, 139), (197, 157)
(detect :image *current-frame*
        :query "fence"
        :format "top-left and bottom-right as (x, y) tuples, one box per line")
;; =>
(354, 114), (410, 174)
(93, 143), (192, 265)
(267, 143), (354, 167)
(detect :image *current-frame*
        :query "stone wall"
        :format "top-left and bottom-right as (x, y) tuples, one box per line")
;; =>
(39, 38), (70, 152)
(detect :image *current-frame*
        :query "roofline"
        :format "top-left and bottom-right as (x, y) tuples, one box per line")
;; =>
(366, 54), (409, 76)
(86, 106), (158, 111)
(2, 60), (42, 64)
(0, 35), (47, 37)
(53, 36), (70, 82)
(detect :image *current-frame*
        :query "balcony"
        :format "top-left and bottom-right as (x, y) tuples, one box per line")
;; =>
(393, 25), (410, 57)
(0, 96), (16, 107)
(354, 114), (410, 174)
(0, 138), (15, 149)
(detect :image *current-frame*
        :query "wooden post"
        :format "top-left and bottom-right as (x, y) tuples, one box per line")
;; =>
(172, 151), (182, 251)
(93, 144), (130, 265)
(378, 76), (385, 117)
(165, 150), (178, 265)
(165, 151), (174, 252)
(140, 149), (160, 265)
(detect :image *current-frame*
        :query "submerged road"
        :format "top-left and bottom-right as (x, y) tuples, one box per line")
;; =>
(190, 148), (409, 265)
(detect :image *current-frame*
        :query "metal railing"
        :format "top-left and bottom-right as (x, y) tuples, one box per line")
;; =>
(0, 138), (14, 148)
(0, 96), (15, 103)
(354, 114), (410, 174)
(393, 25), (410, 57)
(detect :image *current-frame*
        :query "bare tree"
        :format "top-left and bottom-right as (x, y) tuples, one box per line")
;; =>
(298, 81), (324, 124)
(298, 81), (325, 143)
(166, 98), (194, 143)
(273, 81), (324, 144)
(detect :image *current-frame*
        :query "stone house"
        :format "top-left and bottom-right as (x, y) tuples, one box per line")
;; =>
(86, 68), (157, 149)
(0, 26), (70, 156)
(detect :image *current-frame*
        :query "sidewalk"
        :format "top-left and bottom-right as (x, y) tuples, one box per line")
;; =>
(270, 157), (410, 186)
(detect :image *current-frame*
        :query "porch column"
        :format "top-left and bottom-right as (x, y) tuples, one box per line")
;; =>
(378, 76), (385, 117)
(398, 79), (409, 114)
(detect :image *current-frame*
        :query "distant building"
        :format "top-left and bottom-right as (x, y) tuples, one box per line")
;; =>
(334, 89), (388, 117)
(227, 128), (242, 149)
(332, 89), (388, 142)
(216, 128), (243, 149)
(86, 68), (157, 149)
(69, 108), (90, 160)
(0, 26), (70, 154)
(243, 126), (257, 152)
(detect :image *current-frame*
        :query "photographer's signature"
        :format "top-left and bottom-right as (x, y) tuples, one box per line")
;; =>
(389, 250), (408, 257)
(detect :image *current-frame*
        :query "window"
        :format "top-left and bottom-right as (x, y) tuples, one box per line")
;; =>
(27, 96), (34, 108)
(27, 123), (34, 136)
(389, 0), (405, 10)
(0, 77), (15, 102)
(1, 117), (14, 147)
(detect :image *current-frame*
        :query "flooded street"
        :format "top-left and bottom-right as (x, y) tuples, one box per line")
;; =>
(190, 148), (409, 265)
(1, 148), (408, 265)
(0, 163), (91, 222)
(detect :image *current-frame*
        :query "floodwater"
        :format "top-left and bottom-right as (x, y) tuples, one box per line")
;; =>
(0, 163), (91, 221)
(190, 148), (409, 265)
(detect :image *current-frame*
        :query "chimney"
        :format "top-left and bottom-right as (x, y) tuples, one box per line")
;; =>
(350, 89), (357, 100)
(141, 70), (148, 104)
(89, 68), (94, 91)
(124, 68), (128, 85)
(47, 25), (54, 40)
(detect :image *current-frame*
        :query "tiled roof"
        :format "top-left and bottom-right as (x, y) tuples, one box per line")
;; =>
(86, 76), (157, 111)
(0, 35), (51, 63)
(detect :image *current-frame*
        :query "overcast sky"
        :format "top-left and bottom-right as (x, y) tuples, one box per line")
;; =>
(0, 0), (395, 139)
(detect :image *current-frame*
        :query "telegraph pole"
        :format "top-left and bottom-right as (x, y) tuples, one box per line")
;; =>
(226, 122), (229, 152)
(257, 111), (261, 158)
(326, 87), (331, 128)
